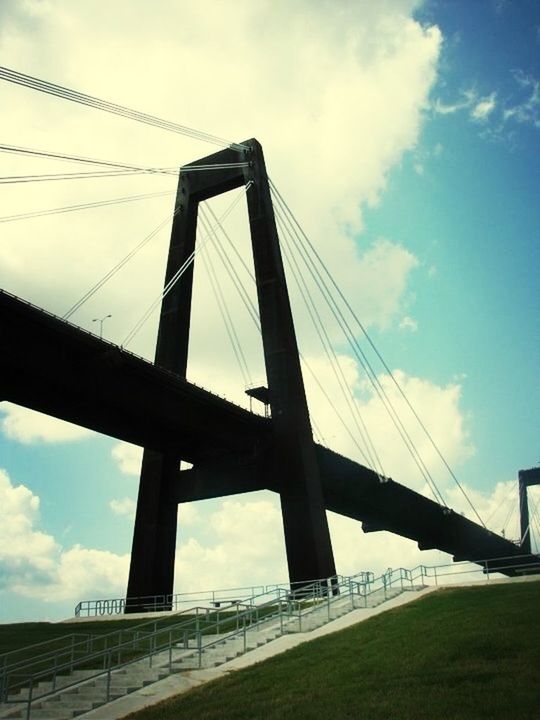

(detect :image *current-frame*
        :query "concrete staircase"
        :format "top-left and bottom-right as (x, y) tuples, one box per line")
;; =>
(0, 581), (423, 719)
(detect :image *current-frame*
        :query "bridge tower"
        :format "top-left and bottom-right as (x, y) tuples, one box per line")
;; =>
(519, 467), (540, 554)
(126, 139), (336, 608)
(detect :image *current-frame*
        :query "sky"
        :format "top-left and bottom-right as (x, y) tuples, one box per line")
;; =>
(0, 0), (539, 623)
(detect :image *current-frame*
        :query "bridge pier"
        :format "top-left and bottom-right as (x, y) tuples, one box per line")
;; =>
(126, 450), (178, 611)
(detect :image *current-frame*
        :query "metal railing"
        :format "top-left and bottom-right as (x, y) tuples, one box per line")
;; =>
(75, 550), (539, 620)
(1, 554), (538, 719)
(0, 584), (320, 717)
(74, 583), (269, 617)
(0, 572), (373, 716)
(74, 571), (377, 618)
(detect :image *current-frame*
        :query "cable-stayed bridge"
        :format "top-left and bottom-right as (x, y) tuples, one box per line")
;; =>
(1, 67), (539, 610)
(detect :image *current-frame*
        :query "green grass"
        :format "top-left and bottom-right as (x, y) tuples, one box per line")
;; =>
(124, 580), (540, 720)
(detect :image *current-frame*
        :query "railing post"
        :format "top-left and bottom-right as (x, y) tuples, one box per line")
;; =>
(25, 677), (34, 720)
(106, 652), (112, 702)
(197, 632), (202, 669)
(169, 631), (172, 672)
(52, 654), (57, 691)
(0, 659), (6, 703)
(434, 566), (438, 587)
(327, 583), (331, 620)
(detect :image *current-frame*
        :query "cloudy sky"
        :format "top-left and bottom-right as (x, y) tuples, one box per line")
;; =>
(0, 0), (539, 622)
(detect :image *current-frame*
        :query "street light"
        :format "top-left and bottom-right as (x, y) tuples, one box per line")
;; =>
(92, 314), (112, 339)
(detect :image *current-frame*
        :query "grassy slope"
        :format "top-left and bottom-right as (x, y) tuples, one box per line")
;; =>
(125, 581), (540, 720)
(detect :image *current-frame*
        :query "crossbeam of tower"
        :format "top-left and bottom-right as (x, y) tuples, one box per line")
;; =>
(126, 139), (336, 607)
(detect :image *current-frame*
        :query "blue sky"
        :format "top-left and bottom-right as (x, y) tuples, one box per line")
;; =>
(0, 0), (539, 622)
(368, 0), (540, 489)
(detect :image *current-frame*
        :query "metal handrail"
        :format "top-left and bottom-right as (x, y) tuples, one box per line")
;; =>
(0, 601), (227, 677)
(0, 581), (343, 710)
(74, 551), (539, 620)
(74, 582), (270, 617)
(74, 572), (350, 617)
(0, 583), (291, 690)
(0, 633), (91, 670)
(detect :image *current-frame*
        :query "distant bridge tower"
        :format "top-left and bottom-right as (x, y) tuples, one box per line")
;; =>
(519, 467), (540, 554)
(125, 139), (336, 608)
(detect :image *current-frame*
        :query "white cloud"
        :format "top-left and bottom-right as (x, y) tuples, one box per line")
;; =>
(176, 497), (288, 591)
(0, 402), (93, 443)
(0, 468), (128, 602)
(471, 92), (496, 122)
(302, 358), (475, 495)
(109, 497), (136, 518)
(434, 71), (540, 138)
(433, 89), (476, 115)
(399, 315), (418, 332)
(0, 468), (56, 587)
(111, 442), (143, 476)
(433, 88), (499, 126)
(36, 546), (129, 603)
(345, 239), (419, 331)
(503, 71), (540, 129)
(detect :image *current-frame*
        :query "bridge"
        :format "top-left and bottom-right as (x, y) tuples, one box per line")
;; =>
(1, 67), (538, 611)
(0, 140), (538, 609)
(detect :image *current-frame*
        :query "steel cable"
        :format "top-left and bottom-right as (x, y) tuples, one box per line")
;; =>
(0, 66), (248, 151)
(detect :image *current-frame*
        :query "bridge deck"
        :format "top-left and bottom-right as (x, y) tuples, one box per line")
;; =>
(1, 290), (537, 575)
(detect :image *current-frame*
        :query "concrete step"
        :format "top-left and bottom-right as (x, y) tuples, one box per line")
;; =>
(16, 711), (79, 720)
(36, 698), (95, 713)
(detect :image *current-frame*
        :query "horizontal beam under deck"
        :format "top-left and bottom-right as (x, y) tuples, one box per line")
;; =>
(174, 448), (539, 576)
(1, 291), (538, 575)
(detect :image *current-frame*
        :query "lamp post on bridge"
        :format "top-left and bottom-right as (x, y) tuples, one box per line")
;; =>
(92, 314), (112, 339)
